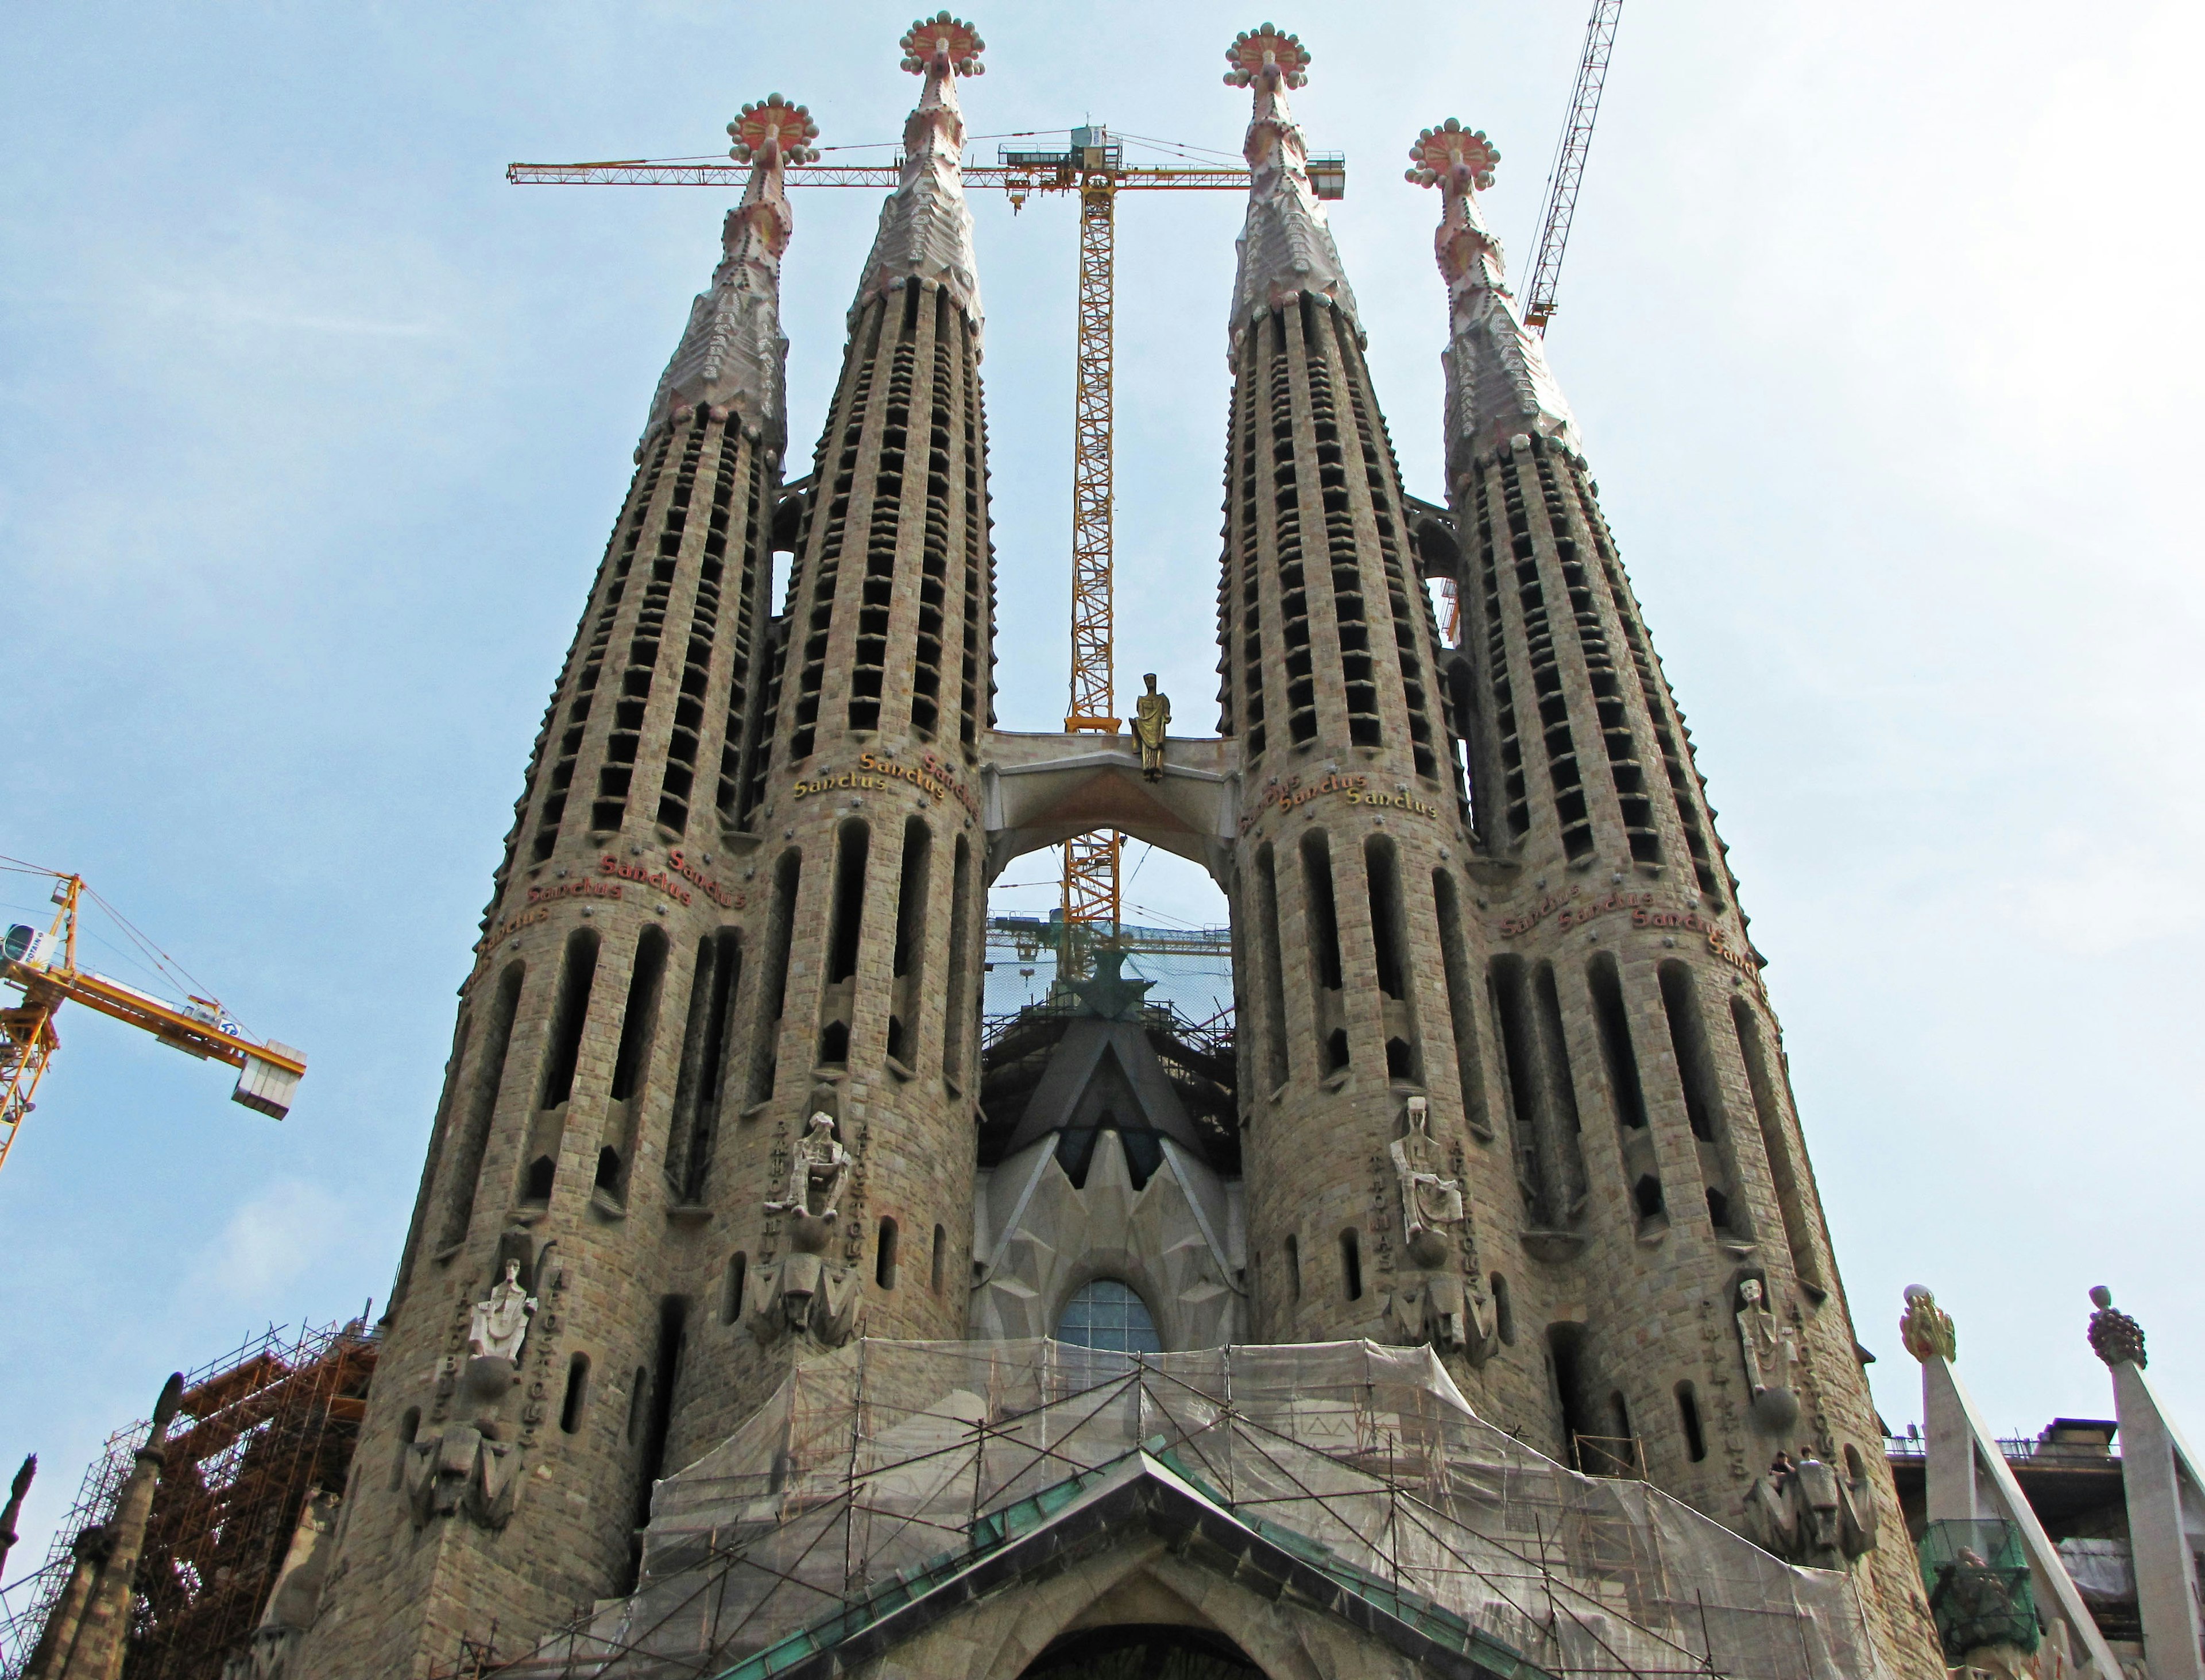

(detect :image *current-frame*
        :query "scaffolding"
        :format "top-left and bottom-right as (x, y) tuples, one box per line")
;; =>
(0, 1319), (378, 1680)
(483, 1338), (1890, 1680)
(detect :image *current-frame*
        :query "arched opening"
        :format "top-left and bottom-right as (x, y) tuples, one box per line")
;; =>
(559, 1355), (589, 1435)
(1053, 1278), (1162, 1354)
(875, 1218), (899, 1290)
(1018, 1625), (1262, 1679)
(1339, 1228), (1363, 1302)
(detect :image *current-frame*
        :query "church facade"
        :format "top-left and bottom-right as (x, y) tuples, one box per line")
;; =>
(283, 19), (1947, 1680)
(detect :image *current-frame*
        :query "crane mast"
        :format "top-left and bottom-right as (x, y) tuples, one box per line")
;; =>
(512, 134), (1348, 976)
(1521, 0), (1624, 335)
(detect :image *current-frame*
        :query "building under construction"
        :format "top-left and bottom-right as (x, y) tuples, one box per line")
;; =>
(1, 1321), (376, 1680)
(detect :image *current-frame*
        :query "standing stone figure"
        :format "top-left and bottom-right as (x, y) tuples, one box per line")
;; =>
(466, 1260), (537, 1362)
(1132, 674), (1170, 781)
(1388, 1096), (1465, 1267)
(1736, 1276), (1801, 1433)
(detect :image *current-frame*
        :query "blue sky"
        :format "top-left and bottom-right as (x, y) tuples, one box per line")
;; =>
(3, 0), (2200, 1586)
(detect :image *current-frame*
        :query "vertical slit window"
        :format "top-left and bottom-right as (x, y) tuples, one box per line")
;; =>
(876, 1218), (899, 1290)
(1432, 870), (1489, 1139)
(1254, 844), (1290, 1091)
(931, 1224), (947, 1294)
(887, 818), (932, 1069)
(666, 930), (741, 1201)
(746, 850), (801, 1104)
(816, 819), (869, 1066)
(943, 837), (973, 1089)
(436, 962), (523, 1251)
(1676, 1380), (1707, 1462)
(1658, 961), (1748, 1238)
(539, 930), (600, 1110)
(722, 1253), (748, 1326)
(1732, 997), (1823, 1290)
(1364, 835), (1420, 1081)
(1285, 1233), (1302, 1302)
(1490, 1273), (1515, 1344)
(1300, 831), (1348, 1074)
(1339, 1228), (1363, 1302)
(560, 1356), (590, 1434)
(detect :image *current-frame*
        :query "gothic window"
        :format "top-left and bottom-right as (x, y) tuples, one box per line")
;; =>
(1054, 1279), (1162, 1354)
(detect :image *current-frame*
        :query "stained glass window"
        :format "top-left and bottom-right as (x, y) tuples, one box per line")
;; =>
(1053, 1278), (1163, 1354)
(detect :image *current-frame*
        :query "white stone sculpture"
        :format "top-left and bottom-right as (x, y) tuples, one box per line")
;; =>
(467, 1260), (537, 1362)
(1389, 1096), (1466, 1267)
(766, 1112), (852, 1220)
(1736, 1276), (1802, 1433)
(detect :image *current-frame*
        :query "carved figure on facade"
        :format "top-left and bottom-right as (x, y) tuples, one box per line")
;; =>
(1132, 674), (1171, 781)
(404, 1244), (543, 1531)
(466, 1259), (537, 1361)
(1735, 1276), (1801, 1434)
(1740, 1449), (1878, 1570)
(1900, 1282), (1959, 1364)
(749, 1114), (865, 1346)
(2084, 1284), (2145, 1368)
(1383, 1098), (1497, 1362)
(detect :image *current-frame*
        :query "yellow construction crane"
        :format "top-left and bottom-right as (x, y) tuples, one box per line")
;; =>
(0, 867), (307, 1178)
(508, 130), (1347, 976)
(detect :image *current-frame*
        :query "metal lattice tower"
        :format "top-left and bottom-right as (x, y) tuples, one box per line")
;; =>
(1061, 164), (1121, 967)
(1521, 0), (1624, 334)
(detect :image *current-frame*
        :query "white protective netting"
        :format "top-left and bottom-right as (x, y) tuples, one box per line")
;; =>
(513, 1339), (1891, 1680)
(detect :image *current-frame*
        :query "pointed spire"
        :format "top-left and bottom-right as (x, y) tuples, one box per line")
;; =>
(852, 14), (986, 343)
(1225, 25), (1357, 355)
(1407, 118), (1580, 468)
(643, 94), (819, 449)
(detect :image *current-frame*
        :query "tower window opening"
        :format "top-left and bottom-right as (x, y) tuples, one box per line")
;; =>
(875, 1218), (899, 1290)
(622, 1298), (688, 1593)
(931, 1224), (947, 1294)
(1676, 1380), (1707, 1462)
(521, 1155), (555, 1205)
(1365, 835), (1421, 1082)
(1490, 1272), (1516, 1345)
(1548, 1323), (1599, 1470)
(594, 1147), (621, 1192)
(1634, 1175), (1664, 1219)
(1285, 1234), (1302, 1303)
(817, 819), (869, 1067)
(1301, 831), (1348, 1073)
(1055, 1279), (1162, 1354)
(626, 1366), (649, 1447)
(746, 850), (800, 1104)
(1254, 845), (1290, 1091)
(1732, 996), (1824, 1291)
(394, 1407), (421, 1489)
(666, 929), (741, 1201)
(560, 1356), (590, 1435)
(1659, 960), (1748, 1238)
(942, 837), (974, 1089)
(1432, 871), (1490, 1138)
(723, 1252), (748, 1326)
(538, 929), (601, 1110)
(1587, 953), (1649, 1129)
(887, 817), (932, 1067)
(436, 961), (523, 1251)
(609, 926), (669, 1103)
(1340, 1228), (1364, 1302)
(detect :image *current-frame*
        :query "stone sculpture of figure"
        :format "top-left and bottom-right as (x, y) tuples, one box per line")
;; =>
(1388, 1096), (1466, 1269)
(1132, 673), (1170, 781)
(1741, 1448), (1878, 1570)
(767, 1113), (851, 1221)
(466, 1260), (537, 1361)
(1736, 1276), (1801, 1434)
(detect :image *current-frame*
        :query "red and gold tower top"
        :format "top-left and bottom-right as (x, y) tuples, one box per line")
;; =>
(899, 10), (985, 78)
(1223, 23), (1356, 354)
(641, 94), (821, 443)
(853, 13), (987, 335)
(1409, 117), (1579, 462)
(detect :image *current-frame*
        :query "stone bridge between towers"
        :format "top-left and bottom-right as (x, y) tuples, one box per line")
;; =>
(980, 729), (1243, 888)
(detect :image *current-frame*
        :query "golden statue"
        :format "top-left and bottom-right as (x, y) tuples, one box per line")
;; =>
(1132, 673), (1170, 781)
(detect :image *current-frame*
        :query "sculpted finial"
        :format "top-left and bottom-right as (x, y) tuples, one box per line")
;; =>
(728, 95), (821, 169)
(2086, 1284), (2147, 1369)
(1899, 1283), (1958, 1364)
(1405, 118), (1500, 193)
(1224, 24), (1311, 91)
(900, 12), (985, 78)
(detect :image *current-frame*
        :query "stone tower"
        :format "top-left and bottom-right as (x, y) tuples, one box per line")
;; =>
(295, 94), (821, 1675)
(1214, 30), (1497, 1366)
(1401, 115), (1941, 1672)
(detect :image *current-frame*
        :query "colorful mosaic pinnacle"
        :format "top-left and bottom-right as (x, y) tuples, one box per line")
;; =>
(726, 95), (820, 166)
(1407, 117), (1500, 192)
(1224, 23), (1310, 88)
(900, 11), (985, 77)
